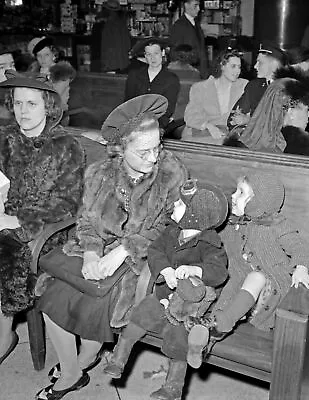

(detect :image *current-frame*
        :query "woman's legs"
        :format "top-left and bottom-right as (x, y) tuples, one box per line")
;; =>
(44, 313), (102, 390)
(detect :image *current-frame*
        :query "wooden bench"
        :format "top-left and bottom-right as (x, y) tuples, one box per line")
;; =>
(28, 135), (309, 400)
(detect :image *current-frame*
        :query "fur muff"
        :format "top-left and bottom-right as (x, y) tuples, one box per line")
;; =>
(0, 231), (35, 316)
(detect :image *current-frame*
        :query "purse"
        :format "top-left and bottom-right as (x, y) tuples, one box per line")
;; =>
(39, 247), (130, 298)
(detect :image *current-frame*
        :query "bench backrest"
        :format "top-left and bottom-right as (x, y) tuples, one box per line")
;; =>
(70, 72), (198, 126)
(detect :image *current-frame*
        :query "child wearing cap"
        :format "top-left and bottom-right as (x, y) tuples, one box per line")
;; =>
(188, 172), (309, 359)
(103, 179), (228, 400)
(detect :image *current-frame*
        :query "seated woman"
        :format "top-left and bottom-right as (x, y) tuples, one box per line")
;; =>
(183, 48), (248, 144)
(124, 38), (180, 129)
(0, 70), (85, 365)
(227, 67), (309, 153)
(27, 36), (58, 77)
(35, 94), (187, 400)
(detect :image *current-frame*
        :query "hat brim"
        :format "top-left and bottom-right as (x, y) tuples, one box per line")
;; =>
(101, 94), (168, 142)
(0, 77), (58, 94)
(102, 2), (121, 11)
(33, 37), (54, 55)
(199, 182), (229, 229)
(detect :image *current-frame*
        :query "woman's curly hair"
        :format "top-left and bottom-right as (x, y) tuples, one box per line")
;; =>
(5, 88), (62, 121)
(210, 48), (243, 78)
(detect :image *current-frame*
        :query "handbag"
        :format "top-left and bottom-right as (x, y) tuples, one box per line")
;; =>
(39, 247), (130, 298)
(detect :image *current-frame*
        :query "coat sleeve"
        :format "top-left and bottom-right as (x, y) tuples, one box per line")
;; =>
(124, 70), (138, 101)
(147, 227), (173, 280)
(159, 73), (180, 128)
(184, 81), (215, 129)
(198, 242), (228, 288)
(15, 135), (85, 241)
(275, 219), (309, 271)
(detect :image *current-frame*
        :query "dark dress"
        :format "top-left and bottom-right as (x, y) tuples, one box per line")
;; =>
(124, 64), (180, 128)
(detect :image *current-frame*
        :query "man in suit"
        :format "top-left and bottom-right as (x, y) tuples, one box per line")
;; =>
(227, 42), (287, 130)
(169, 0), (207, 79)
(0, 46), (15, 125)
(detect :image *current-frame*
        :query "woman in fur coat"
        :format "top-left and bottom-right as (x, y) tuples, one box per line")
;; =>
(36, 94), (187, 400)
(0, 70), (85, 365)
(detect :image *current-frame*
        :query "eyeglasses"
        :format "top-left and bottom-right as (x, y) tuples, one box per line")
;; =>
(131, 144), (162, 160)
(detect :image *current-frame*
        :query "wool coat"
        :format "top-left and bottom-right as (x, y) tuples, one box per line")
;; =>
(38, 150), (187, 341)
(169, 15), (207, 79)
(129, 222), (228, 361)
(0, 119), (85, 315)
(215, 217), (309, 331)
(124, 65), (180, 128)
(184, 75), (248, 131)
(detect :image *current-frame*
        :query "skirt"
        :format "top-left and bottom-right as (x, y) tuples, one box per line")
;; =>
(37, 248), (124, 343)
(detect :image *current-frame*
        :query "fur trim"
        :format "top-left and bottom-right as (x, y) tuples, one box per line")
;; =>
(0, 232), (35, 316)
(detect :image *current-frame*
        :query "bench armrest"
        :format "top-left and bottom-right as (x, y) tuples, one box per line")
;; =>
(29, 217), (76, 274)
(276, 285), (309, 318)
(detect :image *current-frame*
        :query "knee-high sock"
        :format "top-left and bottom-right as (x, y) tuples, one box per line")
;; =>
(215, 289), (256, 333)
(0, 306), (13, 355)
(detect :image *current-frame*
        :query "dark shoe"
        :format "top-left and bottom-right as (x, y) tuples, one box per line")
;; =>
(35, 372), (90, 400)
(187, 324), (209, 369)
(48, 347), (104, 384)
(0, 332), (19, 365)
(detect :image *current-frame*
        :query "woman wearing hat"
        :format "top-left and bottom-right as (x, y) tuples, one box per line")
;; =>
(28, 37), (58, 77)
(35, 94), (187, 399)
(0, 71), (85, 367)
(125, 38), (180, 129)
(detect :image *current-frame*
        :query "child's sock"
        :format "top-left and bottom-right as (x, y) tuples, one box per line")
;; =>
(215, 289), (256, 332)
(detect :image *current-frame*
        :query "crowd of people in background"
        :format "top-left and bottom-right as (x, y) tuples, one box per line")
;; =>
(2, 1), (309, 400)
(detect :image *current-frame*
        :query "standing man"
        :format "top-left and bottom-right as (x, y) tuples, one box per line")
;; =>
(0, 46), (15, 125)
(169, 0), (208, 79)
(227, 42), (287, 130)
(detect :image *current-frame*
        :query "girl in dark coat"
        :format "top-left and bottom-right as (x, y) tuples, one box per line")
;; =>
(103, 179), (228, 400)
(0, 70), (85, 365)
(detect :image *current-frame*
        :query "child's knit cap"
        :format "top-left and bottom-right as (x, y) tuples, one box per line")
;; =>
(244, 172), (285, 218)
(179, 179), (228, 230)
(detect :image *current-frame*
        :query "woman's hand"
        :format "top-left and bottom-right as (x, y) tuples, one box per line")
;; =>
(82, 251), (101, 280)
(230, 107), (250, 126)
(160, 267), (177, 289)
(292, 265), (309, 289)
(97, 245), (129, 279)
(175, 265), (202, 279)
(201, 122), (225, 139)
(0, 214), (20, 231)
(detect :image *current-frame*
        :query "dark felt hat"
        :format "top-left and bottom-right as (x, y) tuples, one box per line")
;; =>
(130, 37), (170, 58)
(0, 69), (61, 105)
(258, 41), (287, 65)
(102, 0), (121, 11)
(32, 36), (54, 56)
(180, 179), (228, 230)
(101, 94), (168, 144)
